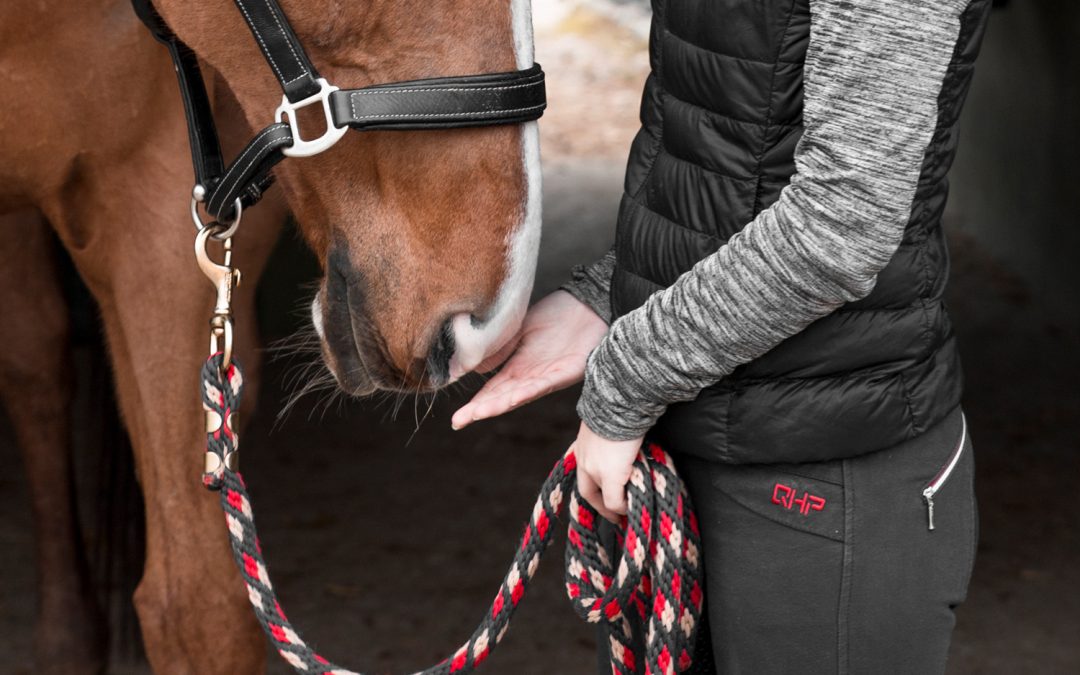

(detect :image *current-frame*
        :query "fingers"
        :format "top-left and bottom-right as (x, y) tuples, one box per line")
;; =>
(451, 382), (504, 430)
(451, 369), (519, 429)
(573, 423), (643, 523)
(451, 373), (555, 430)
(600, 476), (628, 517)
(577, 465), (619, 524)
(457, 366), (570, 430)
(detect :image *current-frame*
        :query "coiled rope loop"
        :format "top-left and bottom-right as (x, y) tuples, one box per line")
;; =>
(201, 354), (703, 675)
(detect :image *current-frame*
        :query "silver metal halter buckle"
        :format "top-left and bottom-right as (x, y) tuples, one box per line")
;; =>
(275, 78), (348, 157)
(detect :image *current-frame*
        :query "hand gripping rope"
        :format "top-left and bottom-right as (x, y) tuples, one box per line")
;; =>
(201, 353), (704, 675)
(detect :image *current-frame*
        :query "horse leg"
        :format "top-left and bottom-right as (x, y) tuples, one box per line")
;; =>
(42, 109), (286, 674)
(68, 204), (283, 674)
(0, 209), (106, 675)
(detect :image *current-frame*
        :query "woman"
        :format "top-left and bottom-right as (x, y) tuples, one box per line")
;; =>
(453, 0), (990, 671)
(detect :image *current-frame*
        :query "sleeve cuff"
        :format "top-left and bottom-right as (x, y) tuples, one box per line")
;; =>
(559, 249), (616, 325)
(574, 337), (667, 441)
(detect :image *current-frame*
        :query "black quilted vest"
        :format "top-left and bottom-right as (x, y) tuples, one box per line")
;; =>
(612, 0), (993, 464)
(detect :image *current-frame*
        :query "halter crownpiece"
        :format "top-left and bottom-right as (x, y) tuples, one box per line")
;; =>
(132, 0), (546, 227)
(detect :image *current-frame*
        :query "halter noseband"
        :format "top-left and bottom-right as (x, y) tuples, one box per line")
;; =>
(132, 0), (547, 229)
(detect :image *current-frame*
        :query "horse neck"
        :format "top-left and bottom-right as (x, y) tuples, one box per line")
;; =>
(0, 0), (179, 207)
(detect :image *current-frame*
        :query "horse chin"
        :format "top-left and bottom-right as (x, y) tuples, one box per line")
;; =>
(321, 350), (379, 398)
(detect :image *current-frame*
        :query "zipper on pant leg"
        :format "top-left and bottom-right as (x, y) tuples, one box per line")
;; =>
(921, 413), (968, 531)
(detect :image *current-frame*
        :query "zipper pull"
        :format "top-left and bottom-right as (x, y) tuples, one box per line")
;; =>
(922, 487), (935, 531)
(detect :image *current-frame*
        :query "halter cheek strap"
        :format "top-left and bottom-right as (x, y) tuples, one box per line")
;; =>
(231, 0), (323, 103)
(132, 0), (547, 224)
(132, 0), (226, 200)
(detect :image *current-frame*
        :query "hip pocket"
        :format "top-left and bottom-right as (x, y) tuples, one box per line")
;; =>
(920, 412), (969, 531)
(707, 464), (845, 542)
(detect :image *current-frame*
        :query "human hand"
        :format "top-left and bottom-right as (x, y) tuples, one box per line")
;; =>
(451, 290), (608, 430)
(571, 421), (644, 523)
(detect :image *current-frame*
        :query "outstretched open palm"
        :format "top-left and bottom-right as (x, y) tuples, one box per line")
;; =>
(452, 290), (608, 429)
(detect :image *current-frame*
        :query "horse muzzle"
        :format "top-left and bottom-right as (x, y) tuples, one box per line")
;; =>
(313, 250), (467, 395)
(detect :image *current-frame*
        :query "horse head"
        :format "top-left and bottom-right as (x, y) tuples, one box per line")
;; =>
(155, 0), (541, 394)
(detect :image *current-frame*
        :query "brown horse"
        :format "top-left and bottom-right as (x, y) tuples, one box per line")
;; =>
(0, 0), (541, 672)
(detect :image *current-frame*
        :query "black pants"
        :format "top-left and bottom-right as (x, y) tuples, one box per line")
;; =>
(598, 405), (977, 674)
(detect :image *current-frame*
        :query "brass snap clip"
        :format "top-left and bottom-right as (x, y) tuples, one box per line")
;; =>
(195, 225), (242, 372)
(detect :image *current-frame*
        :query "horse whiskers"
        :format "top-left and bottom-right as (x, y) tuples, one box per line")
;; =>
(412, 363), (424, 427)
(272, 322), (468, 434)
(271, 323), (340, 427)
(320, 375), (354, 421)
(266, 328), (323, 364)
(313, 385), (344, 423)
(275, 366), (336, 429)
(277, 376), (333, 424)
(389, 367), (410, 422)
(405, 361), (429, 446)
(420, 387), (439, 429)
(279, 357), (330, 406)
(419, 367), (440, 427)
(304, 376), (343, 423)
(368, 388), (397, 423)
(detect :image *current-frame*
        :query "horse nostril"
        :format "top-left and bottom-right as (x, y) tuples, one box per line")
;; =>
(426, 318), (455, 385)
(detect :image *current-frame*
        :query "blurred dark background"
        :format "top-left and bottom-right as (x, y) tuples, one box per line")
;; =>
(1, 0), (1077, 672)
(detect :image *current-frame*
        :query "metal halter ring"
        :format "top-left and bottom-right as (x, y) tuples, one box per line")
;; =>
(275, 78), (348, 158)
(190, 185), (243, 241)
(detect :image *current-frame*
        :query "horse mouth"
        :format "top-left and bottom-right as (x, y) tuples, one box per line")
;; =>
(311, 243), (525, 396)
(312, 290), (453, 396)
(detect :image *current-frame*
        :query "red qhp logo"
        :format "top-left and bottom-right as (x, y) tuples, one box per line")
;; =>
(771, 483), (826, 516)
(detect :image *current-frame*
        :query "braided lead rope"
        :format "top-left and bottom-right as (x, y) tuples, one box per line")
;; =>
(201, 354), (702, 674)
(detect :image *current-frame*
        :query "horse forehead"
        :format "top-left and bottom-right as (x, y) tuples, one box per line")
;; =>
(285, 0), (517, 50)
(351, 4), (518, 82)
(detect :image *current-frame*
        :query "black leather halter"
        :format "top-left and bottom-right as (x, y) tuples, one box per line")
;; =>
(132, 0), (547, 226)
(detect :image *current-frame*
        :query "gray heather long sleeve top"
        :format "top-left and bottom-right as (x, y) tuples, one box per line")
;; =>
(562, 0), (970, 441)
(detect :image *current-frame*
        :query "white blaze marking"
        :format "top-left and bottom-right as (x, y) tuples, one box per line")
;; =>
(447, 0), (542, 380)
(511, 0), (535, 67)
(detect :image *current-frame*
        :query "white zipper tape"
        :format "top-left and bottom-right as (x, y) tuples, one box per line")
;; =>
(922, 413), (967, 531)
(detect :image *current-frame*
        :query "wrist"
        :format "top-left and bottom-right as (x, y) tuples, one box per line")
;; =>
(577, 381), (656, 442)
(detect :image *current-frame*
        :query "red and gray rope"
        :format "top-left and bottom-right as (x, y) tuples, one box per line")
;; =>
(201, 354), (703, 674)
